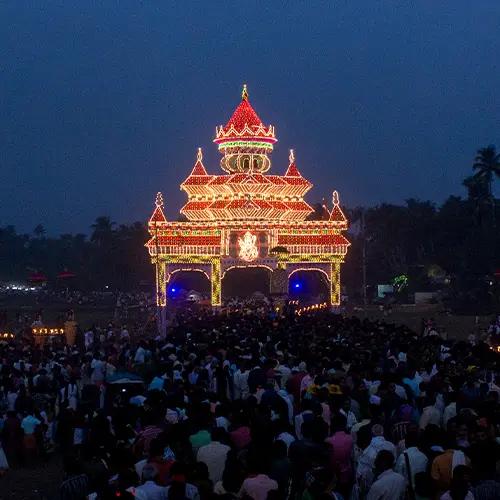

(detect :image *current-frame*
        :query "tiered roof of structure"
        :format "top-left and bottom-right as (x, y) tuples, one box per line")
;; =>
(147, 86), (349, 254)
(179, 88), (325, 221)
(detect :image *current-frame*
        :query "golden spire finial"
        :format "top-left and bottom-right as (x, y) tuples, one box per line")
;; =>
(242, 83), (248, 101)
(197, 147), (203, 162)
(289, 149), (295, 164)
(332, 190), (339, 206)
(155, 192), (164, 208)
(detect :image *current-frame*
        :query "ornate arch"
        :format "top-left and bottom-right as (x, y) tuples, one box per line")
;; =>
(287, 266), (331, 282)
(221, 264), (274, 279)
(166, 267), (211, 282)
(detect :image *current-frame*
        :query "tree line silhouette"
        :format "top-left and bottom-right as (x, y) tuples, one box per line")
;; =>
(0, 146), (499, 305)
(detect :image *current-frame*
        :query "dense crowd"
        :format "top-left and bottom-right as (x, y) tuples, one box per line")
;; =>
(1, 304), (500, 500)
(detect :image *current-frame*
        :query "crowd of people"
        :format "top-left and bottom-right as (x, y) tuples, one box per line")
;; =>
(1, 302), (500, 500)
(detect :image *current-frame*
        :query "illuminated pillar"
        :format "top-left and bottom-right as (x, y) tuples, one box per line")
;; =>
(156, 259), (167, 307)
(330, 261), (341, 306)
(211, 258), (222, 306)
(271, 264), (288, 294)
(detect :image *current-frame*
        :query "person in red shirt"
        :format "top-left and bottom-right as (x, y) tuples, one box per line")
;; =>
(286, 363), (307, 409)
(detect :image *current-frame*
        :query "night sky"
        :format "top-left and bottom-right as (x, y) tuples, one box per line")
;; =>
(2, 1), (500, 234)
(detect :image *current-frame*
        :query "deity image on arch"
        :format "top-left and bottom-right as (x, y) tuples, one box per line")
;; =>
(238, 231), (259, 262)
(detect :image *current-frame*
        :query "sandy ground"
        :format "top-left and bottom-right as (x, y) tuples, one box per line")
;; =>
(350, 303), (494, 340)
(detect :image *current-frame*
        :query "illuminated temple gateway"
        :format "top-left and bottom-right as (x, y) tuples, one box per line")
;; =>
(146, 86), (350, 307)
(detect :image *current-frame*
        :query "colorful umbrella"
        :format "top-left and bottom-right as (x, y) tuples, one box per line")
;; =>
(28, 273), (47, 283)
(57, 271), (76, 279)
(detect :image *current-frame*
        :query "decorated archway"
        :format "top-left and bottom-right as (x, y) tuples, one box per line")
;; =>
(147, 86), (350, 310)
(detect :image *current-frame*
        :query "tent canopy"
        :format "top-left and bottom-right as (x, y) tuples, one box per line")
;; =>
(57, 271), (76, 279)
(28, 273), (47, 282)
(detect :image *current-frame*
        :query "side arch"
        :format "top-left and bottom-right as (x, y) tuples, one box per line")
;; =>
(287, 267), (330, 282)
(166, 266), (211, 298)
(168, 268), (210, 282)
(287, 267), (331, 303)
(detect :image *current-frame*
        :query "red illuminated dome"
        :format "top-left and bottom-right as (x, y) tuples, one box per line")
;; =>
(225, 95), (263, 131)
(214, 85), (277, 173)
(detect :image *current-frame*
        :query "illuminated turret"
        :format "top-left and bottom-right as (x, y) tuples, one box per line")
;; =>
(214, 84), (277, 173)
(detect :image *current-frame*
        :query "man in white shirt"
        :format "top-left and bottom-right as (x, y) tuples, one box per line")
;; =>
(120, 326), (130, 341)
(277, 389), (294, 424)
(84, 329), (94, 350)
(14, 359), (32, 372)
(214, 406), (230, 431)
(395, 431), (428, 490)
(134, 342), (147, 364)
(196, 428), (230, 484)
(394, 384), (408, 400)
(135, 464), (167, 500)
(299, 364), (313, 394)
(357, 424), (396, 491)
(233, 363), (250, 399)
(7, 389), (17, 411)
(419, 396), (442, 430)
(274, 359), (291, 388)
(294, 408), (313, 440)
(402, 370), (423, 398)
(367, 450), (406, 500)
(443, 396), (457, 429)
(90, 356), (105, 385)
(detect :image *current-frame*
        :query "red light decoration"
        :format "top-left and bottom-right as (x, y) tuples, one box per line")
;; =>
(147, 85), (350, 306)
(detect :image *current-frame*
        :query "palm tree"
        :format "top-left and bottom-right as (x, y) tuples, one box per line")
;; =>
(463, 175), (489, 201)
(473, 145), (500, 197)
(33, 224), (46, 239)
(90, 216), (115, 247)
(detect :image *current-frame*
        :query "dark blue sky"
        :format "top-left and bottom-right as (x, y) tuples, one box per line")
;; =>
(2, 1), (500, 234)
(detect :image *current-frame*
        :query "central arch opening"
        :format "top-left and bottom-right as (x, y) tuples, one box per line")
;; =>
(222, 267), (271, 299)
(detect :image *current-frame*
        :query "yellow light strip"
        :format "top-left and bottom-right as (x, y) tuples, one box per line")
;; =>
(330, 262), (341, 306)
(156, 259), (167, 307)
(148, 219), (348, 230)
(211, 259), (222, 306)
(288, 267), (331, 282)
(32, 328), (65, 336)
(296, 302), (328, 316)
(168, 268), (210, 281)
